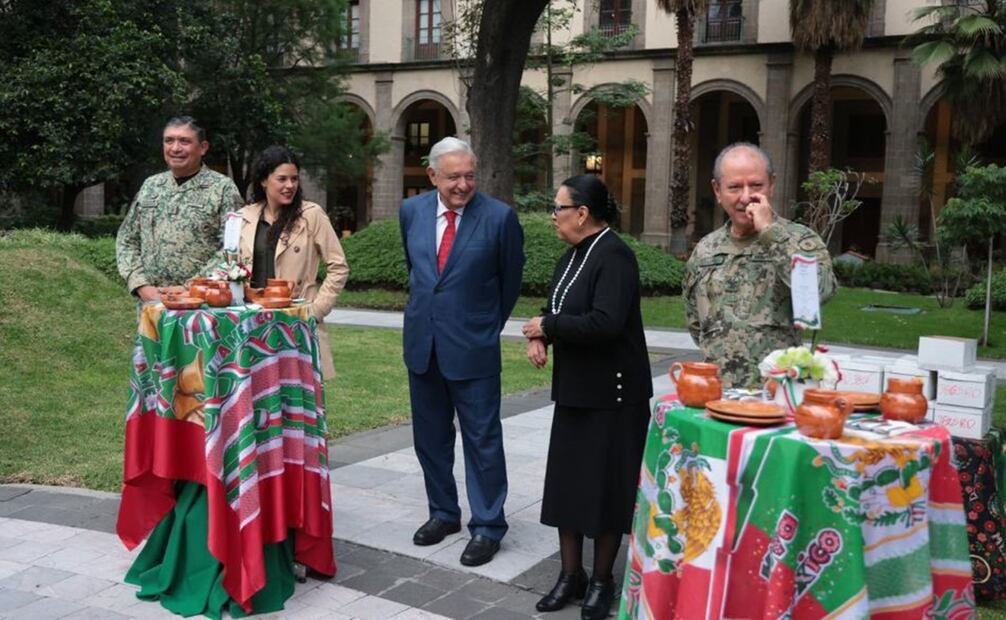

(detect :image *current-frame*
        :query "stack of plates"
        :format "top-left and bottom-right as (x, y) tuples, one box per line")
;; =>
(706, 400), (786, 426)
(835, 391), (881, 412)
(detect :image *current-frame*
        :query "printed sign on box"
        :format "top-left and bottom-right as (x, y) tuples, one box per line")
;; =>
(936, 367), (996, 409)
(834, 359), (884, 394)
(932, 404), (991, 440)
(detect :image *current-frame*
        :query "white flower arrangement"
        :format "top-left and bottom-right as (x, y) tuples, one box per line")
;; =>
(759, 345), (840, 386)
(214, 260), (252, 282)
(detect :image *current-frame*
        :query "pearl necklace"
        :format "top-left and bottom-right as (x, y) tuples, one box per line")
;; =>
(550, 227), (611, 314)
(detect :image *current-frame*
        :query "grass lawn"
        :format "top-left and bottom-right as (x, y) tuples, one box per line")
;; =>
(342, 287), (1006, 359)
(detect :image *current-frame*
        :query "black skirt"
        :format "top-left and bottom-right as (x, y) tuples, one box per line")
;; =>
(539, 402), (650, 537)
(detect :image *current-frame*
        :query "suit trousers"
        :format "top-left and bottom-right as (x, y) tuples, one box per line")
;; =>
(408, 351), (508, 541)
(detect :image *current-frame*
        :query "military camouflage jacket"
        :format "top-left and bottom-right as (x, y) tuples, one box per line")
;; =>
(116, 166), (243, 293)
(683, 217), (837, 388)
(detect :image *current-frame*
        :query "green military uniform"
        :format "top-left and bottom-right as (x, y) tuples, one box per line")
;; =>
(683, 217), (837, 388)
(116, 166), (243, 293)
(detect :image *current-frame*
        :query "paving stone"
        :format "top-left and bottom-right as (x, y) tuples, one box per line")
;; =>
(0, 565), (75, 593)
(381, 580), (448, 607)
(292, 582), (366, 610)
(338, 567), (404, 594)
(338, 594), (410, 619)
(495, 587), (545, 614)
(333, 465), (409, 490)
(62, 607), (131, 620)
(389, 610), (452, 620)
(5, 594), (82, 619)
(0, 588), (42, 613)
(0, 488), (30, 502)
(45, 574), (117, 601)
(454, 578), (515, 604)
(421, 591), (490, 619)
(413, 566), (476, 592)
(332, 560), (366, 582)
(467, 605), (532, 620)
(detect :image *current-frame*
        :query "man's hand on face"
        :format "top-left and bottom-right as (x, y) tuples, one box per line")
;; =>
(745, 193), (774, 233)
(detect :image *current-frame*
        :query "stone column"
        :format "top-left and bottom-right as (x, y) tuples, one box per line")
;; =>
(551, 67), (574, 187)
(876, 50), (921, 264)
(761, 51), (794, 216)
(641, 59), (674, 248)
(371, 71), (404, 222)
(457, 70), (472, 142)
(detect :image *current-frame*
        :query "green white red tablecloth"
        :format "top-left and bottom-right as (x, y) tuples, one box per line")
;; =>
(116, 304), (335, 612)
(619, 398), (975, 619)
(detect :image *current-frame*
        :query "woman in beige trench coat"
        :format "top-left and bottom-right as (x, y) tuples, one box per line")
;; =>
(238, 145), (348, 379)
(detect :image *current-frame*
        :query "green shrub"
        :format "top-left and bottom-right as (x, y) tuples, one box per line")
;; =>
(965, 269), (1006, 311)
(0, 229), (120, 282)
(72, 214), (125, 238)
(833, 260), (933, 294)
(340, 211), (684, 296)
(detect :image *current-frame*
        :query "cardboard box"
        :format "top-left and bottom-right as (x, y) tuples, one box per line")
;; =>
(885, 364), (937, 400)
(936, 367), (997, 409)
(835, 358), (885, 394)
(918, 336), (977, 372)
(931, 403), (991, 440)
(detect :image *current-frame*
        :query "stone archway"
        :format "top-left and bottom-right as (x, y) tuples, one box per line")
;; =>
(392, 94), (460, 198)
(328, 99), (376, 233)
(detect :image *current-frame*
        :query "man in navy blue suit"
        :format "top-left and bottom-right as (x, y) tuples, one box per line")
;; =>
(399, 137), (525, 566)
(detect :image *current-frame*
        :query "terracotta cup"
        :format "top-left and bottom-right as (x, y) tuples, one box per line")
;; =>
(205, 287), (233, 307)
(264, 279), (293, 298)
(795, 389), (853, 440)
(880, 378), (928, 424)
(669, 362), (723, 408)
(244, 285), (265, 302)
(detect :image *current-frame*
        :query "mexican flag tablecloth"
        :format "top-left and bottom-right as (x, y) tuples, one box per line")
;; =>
(619, 400), (975, 619)
(116, 304), (336, 611)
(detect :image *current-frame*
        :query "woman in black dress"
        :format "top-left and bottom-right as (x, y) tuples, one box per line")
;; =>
(521, 175), (652, 619)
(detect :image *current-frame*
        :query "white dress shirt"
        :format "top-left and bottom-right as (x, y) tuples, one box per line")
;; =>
(436, 193), (464, 250)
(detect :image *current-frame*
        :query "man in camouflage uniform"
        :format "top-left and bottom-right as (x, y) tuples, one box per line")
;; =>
(683, 143), (837, 388)
(116, 116), (243, 302)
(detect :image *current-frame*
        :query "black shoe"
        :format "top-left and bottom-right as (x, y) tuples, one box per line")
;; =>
(459, 534), (500, 566)
(581, 577), (615, 620)
(536, 568), (588, 612)
(412, 518), (461, 546)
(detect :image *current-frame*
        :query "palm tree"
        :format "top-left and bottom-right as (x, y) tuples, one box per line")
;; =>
(910, 0), (1006, 146)
(790, 0), (874, 172)
(657, 0), (708, 253)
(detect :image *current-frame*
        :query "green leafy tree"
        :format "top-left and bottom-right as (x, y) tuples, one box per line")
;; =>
(793, 168), (869, 248)
(911, 0), (1006, 145)
(657, 0), (708, 253)
(938, 164), (1006, 345)
(790, 0), (875, 171)
(0, 0), (183, 229)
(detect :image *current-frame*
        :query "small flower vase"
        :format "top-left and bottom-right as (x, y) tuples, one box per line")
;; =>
(229, 281), (244, 305)
(772, 377), (820, 415)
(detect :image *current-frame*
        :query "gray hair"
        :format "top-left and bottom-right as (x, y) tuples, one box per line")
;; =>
(165, 116), (207, 142)
(712, 142), (775, 182)
(428, 136), (476, 172)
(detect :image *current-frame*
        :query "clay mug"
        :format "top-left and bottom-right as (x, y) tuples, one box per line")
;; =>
(264, 279), (293, 298)
(880, 378), (928, 424)
(669, 362), (723, 408)
(189, 278), (213, 299)
(795, 389), (853, 440)
(205, 286), (233, 308)
(244, 285), (265, 302)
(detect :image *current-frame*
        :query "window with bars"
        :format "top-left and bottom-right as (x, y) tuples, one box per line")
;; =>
(340, 0), (360, 57)
(416, 0), (442, 60)
(599, 0), (632, 37)
(705, 0), (743, 43)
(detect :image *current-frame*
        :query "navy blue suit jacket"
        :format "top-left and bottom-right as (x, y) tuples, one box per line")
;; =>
(400, 190), (525, 380)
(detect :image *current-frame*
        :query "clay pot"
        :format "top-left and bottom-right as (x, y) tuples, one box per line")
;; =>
(880, 378), (928, 424)
(205, 286), (233, 307)
(158, 285), (187, 299)
(264, 279), (293, 298)
(669, 362), (723, 408)
(244, 285), (264, 302)
(795, 389), (853, 440)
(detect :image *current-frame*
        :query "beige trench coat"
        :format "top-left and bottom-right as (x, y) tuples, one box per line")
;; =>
(238, 201), (349, 379)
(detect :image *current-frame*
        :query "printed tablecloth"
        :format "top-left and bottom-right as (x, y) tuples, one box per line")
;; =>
(116, 304), (335, 611)
(619, 399), (975, 619)
(954, 428), (1006, 600)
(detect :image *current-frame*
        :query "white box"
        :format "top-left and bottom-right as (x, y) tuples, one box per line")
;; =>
(936, 367), (997, 409)
(918, 336), (977, 372)
(835, 358), (885, 394)
(926, 403), (935, 423)
(931, 403), (991, 439)
(884, 364), (937, 400)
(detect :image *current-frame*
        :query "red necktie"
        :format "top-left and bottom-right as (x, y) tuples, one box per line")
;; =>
(437, 210), (457, 274)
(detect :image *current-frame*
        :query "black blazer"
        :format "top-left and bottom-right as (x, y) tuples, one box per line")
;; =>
(541, 229), (653, 408)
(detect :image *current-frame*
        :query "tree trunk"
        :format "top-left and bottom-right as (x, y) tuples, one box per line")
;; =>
(983, 237), (993, 346)
(669, 7), (696, 254)
(466, 0), (548, 205)
(809, 46), (833, 172)
(58, 185), (84, 231)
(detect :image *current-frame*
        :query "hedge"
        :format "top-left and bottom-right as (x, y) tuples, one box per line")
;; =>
(341, 212), (685, 295)
(1, 229), (120, 283)
(965, 269), (1006, 311)
(833, 260), (933, 294)
(72, 214), (126, 238)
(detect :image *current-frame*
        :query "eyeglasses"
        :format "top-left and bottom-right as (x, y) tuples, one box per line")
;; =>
(549, 204), (579, 215)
